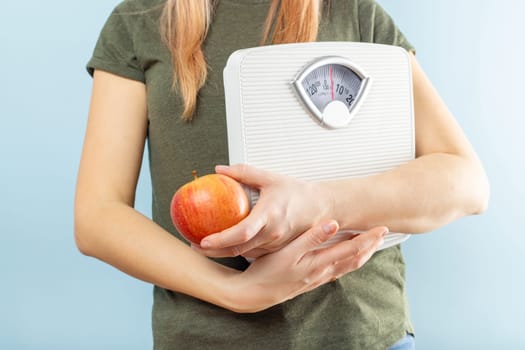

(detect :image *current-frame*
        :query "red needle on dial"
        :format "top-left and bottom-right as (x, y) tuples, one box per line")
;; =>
(330, 64), (334, 100)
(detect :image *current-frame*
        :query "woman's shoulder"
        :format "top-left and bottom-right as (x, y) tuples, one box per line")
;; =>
(87, 0), (165, 81)
(103, 0), (165, 31)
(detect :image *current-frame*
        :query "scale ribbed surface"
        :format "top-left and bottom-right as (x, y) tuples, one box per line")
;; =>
(224, 43), (414, 248)
(228, 43), (413, 186)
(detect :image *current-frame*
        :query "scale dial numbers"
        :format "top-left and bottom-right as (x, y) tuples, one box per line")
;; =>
(292, 56), (371, 128)
(302, 64), (361, 109)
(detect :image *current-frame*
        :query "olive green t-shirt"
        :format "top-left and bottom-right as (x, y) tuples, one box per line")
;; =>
(87, 0), (415, 349)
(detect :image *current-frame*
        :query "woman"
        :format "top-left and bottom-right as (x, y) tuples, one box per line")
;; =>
(75, 0), (489, 349)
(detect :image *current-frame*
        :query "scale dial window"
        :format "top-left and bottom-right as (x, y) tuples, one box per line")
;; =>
(292, 56), (371, 128)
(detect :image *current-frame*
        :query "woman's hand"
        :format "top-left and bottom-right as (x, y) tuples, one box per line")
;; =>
(196, 164), (334, 258)
(225, 221), (387, 313)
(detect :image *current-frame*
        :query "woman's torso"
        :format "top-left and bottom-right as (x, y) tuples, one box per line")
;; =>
(88, 1), (415, 348)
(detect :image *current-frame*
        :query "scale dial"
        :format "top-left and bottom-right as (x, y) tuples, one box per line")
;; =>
(292, 56), (371, 128)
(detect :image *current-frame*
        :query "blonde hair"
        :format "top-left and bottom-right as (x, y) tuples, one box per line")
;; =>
(160, 0), (323, 121)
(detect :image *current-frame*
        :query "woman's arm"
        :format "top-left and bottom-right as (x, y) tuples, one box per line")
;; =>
(197, 53), (489, 258)
(322, 53), (490, 233)
(75, 70), (239, 309)
(75, 70), (385, 313)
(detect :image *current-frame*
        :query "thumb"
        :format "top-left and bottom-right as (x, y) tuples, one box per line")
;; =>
(215, 164), (273, 188)
(286, 221), (339, 258)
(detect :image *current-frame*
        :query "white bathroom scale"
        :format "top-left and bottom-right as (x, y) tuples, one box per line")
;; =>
(223, 42), (414, 250)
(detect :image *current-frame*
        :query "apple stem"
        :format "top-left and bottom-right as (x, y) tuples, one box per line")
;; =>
(192, 170), (198, 180)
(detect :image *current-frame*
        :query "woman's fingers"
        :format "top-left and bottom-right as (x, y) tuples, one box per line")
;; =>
(285, 221), (339, 259)
(198, 164), (275, 251)
(215, 164), (274, 189)
(198, 233), (271, 257)
(199, 206), (268, 251)
(328, 228), (386, 279)
(241, 248), (270, 259)
(294, 226), (387, 294)
(192, 238), (269, 258)
(209, 164), (326, 256)
(275, 226), (385, 299)
(230, 223), (388, 311)
(311, 226), (387, 267)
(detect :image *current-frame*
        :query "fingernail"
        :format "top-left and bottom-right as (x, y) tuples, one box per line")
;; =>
(215, 165), (230, 171)
(322, 222), (336, 234)
(381, 227), (389, 237)
(200, 240), (211, 248)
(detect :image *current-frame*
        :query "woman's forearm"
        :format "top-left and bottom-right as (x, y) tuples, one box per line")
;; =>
(74, 201), (389, 314)
(323, 152), (490, 233)
(74, 201), (240, 310)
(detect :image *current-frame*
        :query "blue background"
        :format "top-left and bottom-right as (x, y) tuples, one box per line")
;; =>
(1, 1), (523, 349)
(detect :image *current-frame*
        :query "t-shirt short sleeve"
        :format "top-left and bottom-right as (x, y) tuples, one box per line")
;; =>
(86, 4), (146, 82)
(358, 0), (415, 54)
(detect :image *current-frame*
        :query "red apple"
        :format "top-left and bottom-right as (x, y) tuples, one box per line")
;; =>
(170, 171), (250, 245)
